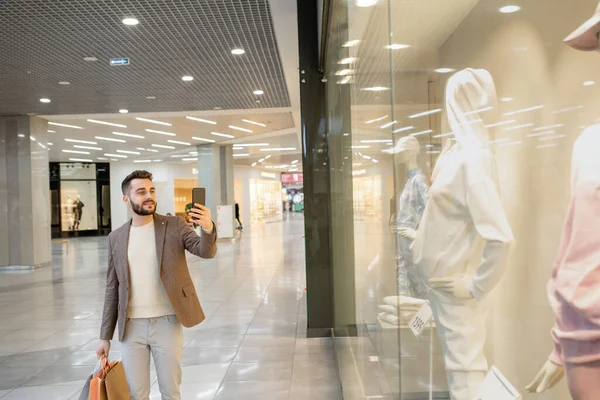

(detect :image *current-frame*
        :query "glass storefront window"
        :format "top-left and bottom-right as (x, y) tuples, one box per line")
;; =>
(325, 1), (599, 399)
(249, 179), (283, 223)
(59, 164), (98, 232)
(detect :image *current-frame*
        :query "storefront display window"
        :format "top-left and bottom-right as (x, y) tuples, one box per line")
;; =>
(324, 0), (598, 398)
(249, 179), (283, 223)
(51, 162), (110, 238)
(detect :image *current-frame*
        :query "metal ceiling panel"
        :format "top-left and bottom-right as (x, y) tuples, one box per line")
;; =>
(0, 0), (290, 115)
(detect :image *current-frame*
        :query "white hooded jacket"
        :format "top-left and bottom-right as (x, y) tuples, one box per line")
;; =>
(412, 68), (515, 301)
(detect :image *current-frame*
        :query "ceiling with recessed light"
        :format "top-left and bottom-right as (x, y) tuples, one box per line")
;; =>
(0, 0), (290, 115)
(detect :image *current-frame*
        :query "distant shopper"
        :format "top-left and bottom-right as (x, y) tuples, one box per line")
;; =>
(96, 170), (217, 399)
(235, 202), (242, 230)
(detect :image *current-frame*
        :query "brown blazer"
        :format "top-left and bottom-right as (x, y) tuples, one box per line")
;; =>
(100, 214), (217, 341)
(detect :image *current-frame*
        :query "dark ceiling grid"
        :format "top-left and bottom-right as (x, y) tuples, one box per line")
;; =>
(0, 0), (290, 116)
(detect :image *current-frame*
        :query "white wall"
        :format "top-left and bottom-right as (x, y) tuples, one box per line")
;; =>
(110, 162), (198, 229)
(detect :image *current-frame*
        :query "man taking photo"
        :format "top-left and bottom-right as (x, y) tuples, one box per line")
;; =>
(96, 170), (216, 399)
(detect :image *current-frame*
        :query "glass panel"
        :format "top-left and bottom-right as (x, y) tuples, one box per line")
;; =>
(249, 179), (283, 223)
(326, 0), (599, 399)
(60, 181), (98, 231)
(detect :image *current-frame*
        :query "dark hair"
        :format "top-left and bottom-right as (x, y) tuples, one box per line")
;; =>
(121, 170), (153, 195)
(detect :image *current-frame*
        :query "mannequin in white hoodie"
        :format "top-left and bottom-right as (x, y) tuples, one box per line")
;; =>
(412, 68), (515, 400)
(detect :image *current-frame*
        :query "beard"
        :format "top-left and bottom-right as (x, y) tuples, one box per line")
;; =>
(130, 198), (157, 216)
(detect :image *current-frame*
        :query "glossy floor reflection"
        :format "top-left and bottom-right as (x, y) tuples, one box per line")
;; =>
(0, 215), (342, 399)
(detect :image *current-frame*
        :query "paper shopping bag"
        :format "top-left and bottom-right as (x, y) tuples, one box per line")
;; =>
(89, 358), (110, 400)
(104, 360), (130, 400)
(89, 370), (107, 400)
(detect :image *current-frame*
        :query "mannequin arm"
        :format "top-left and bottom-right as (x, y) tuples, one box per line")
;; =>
(526, 359), (564, 393)
(398, 228), (416, 240)
(466, 180), (515, 300)
(429, 277), (474, 300)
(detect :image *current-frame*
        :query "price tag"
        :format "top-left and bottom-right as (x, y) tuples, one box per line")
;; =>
(474, 366), (521, 400)
(409, 302), (433, 337)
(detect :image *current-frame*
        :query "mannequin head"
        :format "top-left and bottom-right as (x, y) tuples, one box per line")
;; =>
(385, 136), (420, 167)
(446, 68), (497, 148)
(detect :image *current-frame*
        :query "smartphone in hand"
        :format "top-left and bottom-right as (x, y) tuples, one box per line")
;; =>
(192, 188), (206, 206)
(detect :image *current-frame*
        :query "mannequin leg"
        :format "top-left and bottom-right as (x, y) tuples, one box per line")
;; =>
(429, 291), (488, 400)
(565, 361), (600, 400)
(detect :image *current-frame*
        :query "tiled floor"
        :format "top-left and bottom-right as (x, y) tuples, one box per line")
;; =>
(0, 215), (342, 399)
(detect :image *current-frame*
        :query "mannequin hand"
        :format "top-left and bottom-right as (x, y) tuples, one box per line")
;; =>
(526, 360), (564, 393)
(398, 228), (416, 240)
(429, 278), (474, 300)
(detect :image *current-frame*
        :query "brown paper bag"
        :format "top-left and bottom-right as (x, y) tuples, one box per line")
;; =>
(104, 361), (130, 400)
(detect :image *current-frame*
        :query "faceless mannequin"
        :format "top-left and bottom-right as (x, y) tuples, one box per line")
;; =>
(412, 68), (514, 400)
(387, 136), (428, 299)
(527, 5), (600, 398)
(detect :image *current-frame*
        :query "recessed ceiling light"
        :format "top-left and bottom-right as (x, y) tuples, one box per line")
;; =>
(168, 140), (191, 146)
(362, 86), (390, 91)
(83, 57), (98, 62)
(233, 153), (250, 157)
(211, 132), (235, 138)
(229, 125), (253, 133)
(584, 80), (595, 86)
(63, 149), (90, 154)
(386, 44), (410, 50)
(116, 150), (141, 155)
(134, 160), (152, 163)
(69, 158), (93, 162)
(259, 147), (297, 151)
(339, 57), (357, 65)
(95, 136), (126, 143)
(119, 109), (129, 114)
(146, 149), (159, 153)
(145, 128), (176, 137)
(152, 144), (176, 149)
(342, 40), (360, 47)
(231, 48), (245, 55)
(182, 158), (198, 162)
(122, 17), (139, 25)
(97, 157), (109, 161)
(251, 162), (258, 166)
(242, 119), (266, 127)
(335, 69), (353, 76)
(235, 143), (270, 147)
(182, 76), (194, 81)
(40, 98), (51, 103)
(499, 5), (520, 13)
(65, 139), (97, 145)
(408, 108), (443, 118)
(113, 132), (145, 139)
(136, 117), (172, 126)
(338, 76), (352, 85)
(49, 122), (83, 129)
(47, 143), (53, 146)
(253, 90), (264, 95)
(105, 153), (128, 158)
(17, 134), (25, 138)
(365, 115), (388, 124)
(87, 119), (127, 128)
(213, 106), (222, 110)
(291, 160), (299, 164)
(47, 130), (55, 133)
(501, 97), (514, 102)
(73, 145), (103, 151)
(192, 137), (216, 143)
(356, 0), (378, 7)
(186, 116), (217, 125)
(434, 68), (455, 73)
(146, 96), (156, 100)
(58, 81), (70, 85)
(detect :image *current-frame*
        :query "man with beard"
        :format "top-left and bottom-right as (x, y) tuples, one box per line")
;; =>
(96, 170), (216, 399)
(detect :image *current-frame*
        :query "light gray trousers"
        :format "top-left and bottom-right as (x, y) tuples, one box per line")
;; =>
(120, 315), (183, 400)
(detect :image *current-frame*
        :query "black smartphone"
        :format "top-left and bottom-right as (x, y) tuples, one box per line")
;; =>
(192, 187), (206, 207)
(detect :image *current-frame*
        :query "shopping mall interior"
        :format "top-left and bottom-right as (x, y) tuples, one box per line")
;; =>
(2, 0), (600, 399)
